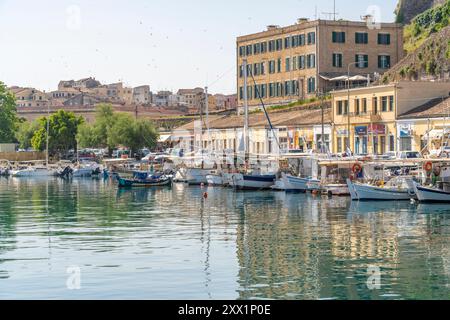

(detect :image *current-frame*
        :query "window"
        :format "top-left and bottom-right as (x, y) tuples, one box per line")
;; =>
(277, 58), (282, 73)
(373, 97), (378, 114)
(269, 83), (275, 97)
(261, 42), (267, 53)
(307, 32), (315, 45)
(337, 137), (343, 153)
(332, 31), (346, 43)
(285, 37), (292, 49)
(355, 32), (368, 44)
(389, 96), (394, 111)
(299, 34), (306, 46)
(306, 54), (316, 68)
(239, 46), (245, 57)
(355, 99), (360, 115)
(298, 55), (306, 69)
(269, 40), (275, 52)
(285, 57), (291, 72)
(284, 81), (292, 95)
(246, 45), (252, 55)
(332, 53), (343, 68)
(378, 55), (391, 69)
(269, 60), (275, 74)
(378, 33), (391, 45)
(337, 101), (343, 115)
(343, 100), (349, 115)
(276, 39), (283, 51)
(362, 98), (367, 114)
(355, 54), (369, 68)
(239, 87), (243, 100)
(253, 43), (259, 54)
(293, 56), (298, 70)
(389, 135), (395, 152)
(307, 77), (316, 93)
(381, 96), (388, 112)
(261, 84), (267, 98)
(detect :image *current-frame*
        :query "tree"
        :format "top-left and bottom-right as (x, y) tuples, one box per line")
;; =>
(31, 110), (84, 157)
(16, 120), (40, 150)
(76, 123), (98, 149)
(108, 114), (159, 156)
(0, 81), (19, 143)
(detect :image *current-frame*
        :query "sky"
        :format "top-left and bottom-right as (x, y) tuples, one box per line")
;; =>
(0, 0), (398, 94)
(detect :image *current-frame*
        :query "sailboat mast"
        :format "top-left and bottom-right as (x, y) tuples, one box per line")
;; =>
(205, 86), (211, 152)
(46, 104), (50, 167)
(243, 59), (249, 162)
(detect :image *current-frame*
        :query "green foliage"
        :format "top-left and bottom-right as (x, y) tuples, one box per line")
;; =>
(31, 110), (84, 155)
(404, 0), (450, 52)
(447, 40), (450, 58)
(0, 82), (20, 143)
(16, 120), (40, 149)
(77, 103), (159, 155)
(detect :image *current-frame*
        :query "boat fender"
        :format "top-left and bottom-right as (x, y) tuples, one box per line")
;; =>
(408, 189), (416, 196)
(203, 192), (208, 199)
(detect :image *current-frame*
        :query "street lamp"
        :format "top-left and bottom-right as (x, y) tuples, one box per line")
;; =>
(346, 61), (359, 154)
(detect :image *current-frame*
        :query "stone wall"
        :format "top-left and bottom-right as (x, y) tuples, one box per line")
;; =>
(0, 152), (46, 162)
(396, 0), (446, 24)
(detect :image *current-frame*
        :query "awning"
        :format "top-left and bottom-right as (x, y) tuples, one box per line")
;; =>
(424, 129), (449, 140)
(158, 134), (171, 143)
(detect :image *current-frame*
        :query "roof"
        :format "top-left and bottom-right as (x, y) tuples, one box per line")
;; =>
(173, 106), (332, 132)
(398, 97), (450, 119)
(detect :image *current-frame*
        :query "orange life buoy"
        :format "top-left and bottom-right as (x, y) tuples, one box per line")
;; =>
(352, 163), (362, 174)
(424, 162), (433, 172)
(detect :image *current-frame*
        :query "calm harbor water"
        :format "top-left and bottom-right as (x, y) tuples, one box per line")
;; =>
(0, 177), (449, 300)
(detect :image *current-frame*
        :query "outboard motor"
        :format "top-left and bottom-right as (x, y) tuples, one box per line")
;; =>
(59, 166), (73, 179)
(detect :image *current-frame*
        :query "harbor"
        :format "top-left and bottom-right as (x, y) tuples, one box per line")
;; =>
(0, 177), (449, 300)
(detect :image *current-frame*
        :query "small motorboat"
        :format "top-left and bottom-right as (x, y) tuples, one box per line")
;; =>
(283, 173), (309, 192)
(116, 171), (172, 188)
(232, 173), (276, 190)
(412, 181), (450, 203)
(10, 166), (57, 177)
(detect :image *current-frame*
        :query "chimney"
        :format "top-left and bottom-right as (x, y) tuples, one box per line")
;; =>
(297, 18), (309, 24)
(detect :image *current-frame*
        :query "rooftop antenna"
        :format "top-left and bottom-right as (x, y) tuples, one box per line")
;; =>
(322, 0), (338, 21)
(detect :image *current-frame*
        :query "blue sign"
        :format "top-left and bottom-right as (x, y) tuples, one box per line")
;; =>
(355, 126), (368, 135)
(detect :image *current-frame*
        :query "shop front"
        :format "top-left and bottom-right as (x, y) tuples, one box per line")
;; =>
(354, 126), (368, 155)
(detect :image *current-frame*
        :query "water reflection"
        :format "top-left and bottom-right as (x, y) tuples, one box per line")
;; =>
(0, 179), (449, 299)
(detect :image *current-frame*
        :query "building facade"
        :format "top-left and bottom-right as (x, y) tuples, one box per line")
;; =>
(237, 19), (404, 110)
(331, 81), (450, 155)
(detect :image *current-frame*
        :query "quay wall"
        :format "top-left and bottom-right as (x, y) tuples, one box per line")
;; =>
(0, 152), (46, 162)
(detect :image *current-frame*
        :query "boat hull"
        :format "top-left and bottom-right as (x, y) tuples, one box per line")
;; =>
(353, 183), (412, 201)
(233, 174), (275, 190)
(11, 168), (56, 177)
(117, 176), (172, 188)
(283, 174), (308, 192)
(185, 168), (213, 185)
(414, 185), (450, 203)
(206, 174), (223, 186)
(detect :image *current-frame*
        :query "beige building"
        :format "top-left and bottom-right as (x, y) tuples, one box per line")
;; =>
(331, 81), (450, 155)
(237, 19), (404, 109)
(10, 87), (49, 108)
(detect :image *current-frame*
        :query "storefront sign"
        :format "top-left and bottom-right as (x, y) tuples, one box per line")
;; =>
(336, 129), (349, 136)
(368, 124), (386, 135)
(399, 124), (414, 137)
(355, 126), (368, 135)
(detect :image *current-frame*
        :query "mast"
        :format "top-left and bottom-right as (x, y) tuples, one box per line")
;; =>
(243, 59), (249, 164)
(205, 86), (211, 152)
(46, 103), (50, 168)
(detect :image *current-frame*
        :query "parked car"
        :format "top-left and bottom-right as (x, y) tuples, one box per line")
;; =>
(398, 151), (422, 159)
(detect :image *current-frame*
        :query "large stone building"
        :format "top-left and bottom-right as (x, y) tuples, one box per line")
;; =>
(237, 19), (404, 109)
(9, 87), (49, 108)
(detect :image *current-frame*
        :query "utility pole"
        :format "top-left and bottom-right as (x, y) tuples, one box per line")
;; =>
(318, 90), (326, 154)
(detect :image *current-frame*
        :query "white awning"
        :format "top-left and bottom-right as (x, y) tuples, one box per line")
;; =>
(158, 134), (171, 143)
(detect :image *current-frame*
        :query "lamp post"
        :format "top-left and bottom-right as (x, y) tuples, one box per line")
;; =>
(346, 61), (358, 154)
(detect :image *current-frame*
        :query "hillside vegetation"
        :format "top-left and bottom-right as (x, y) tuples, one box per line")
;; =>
(382, 0), (450, 83)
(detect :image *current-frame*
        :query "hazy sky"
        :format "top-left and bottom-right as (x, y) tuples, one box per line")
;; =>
(0, 0), (398, 94)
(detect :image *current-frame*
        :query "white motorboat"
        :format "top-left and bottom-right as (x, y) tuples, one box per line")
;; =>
(11, 166), (57, 177)
(283, 173), (309, 192)
(347, 178), (414, 201)
(322, 184), (350, 196)
(232, 173), (276, 190)
(271, 178), (286, 191)
(72, 162), (101, 177)
(222, 173), (234, 187)
(185, 168), (215, 185)
(206, 173), (223, 186)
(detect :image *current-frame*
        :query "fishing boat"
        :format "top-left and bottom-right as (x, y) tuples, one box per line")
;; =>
(347, 178), (414, 201)
(413, 184), (450, 203)
(72, 162), (101, 177)
(116, 172), (172, 188)
(232, 173), (276, 190)
(283, 173), (309, 192)
(271, 178), (286, 191)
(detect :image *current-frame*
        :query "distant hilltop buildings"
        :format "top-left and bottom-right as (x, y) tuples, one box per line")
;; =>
(8, 77), (237, 115)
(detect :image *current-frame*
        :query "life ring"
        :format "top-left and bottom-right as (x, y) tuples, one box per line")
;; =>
(424, 162), (433, 172)
(352, 163), (363, 174)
